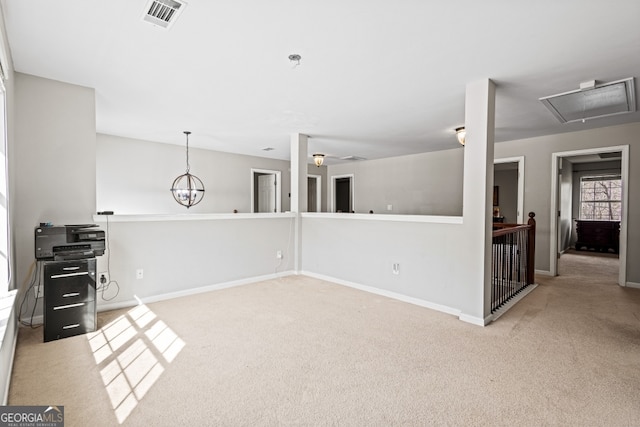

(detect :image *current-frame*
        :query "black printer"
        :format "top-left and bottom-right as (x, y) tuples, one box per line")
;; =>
(35, 224), (105, 260)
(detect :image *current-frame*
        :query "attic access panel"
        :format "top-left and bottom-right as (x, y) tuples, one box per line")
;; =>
(539, 78), (636, 124)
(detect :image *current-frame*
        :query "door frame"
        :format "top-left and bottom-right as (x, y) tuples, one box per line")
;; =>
(308, 174), (322, 212)
(494, 156), (525, 224)
(549, 145), (628, 286)
(330, 174), (354, 213)
(250, 168), (281, 213)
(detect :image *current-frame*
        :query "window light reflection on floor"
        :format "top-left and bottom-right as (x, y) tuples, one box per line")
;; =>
(86, 303), (185, 424)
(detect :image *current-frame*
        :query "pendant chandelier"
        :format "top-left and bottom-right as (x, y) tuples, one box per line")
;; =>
(170, 131), (205, 208)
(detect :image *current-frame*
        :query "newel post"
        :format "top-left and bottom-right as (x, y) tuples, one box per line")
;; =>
(527, 212), (536, 285)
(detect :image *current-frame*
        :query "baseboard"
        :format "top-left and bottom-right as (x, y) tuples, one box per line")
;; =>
(458, 313), (491, 326)
(22, 270), (298, 325)
(625, 281), (640, 289)
(300, 271), (469, 319)
(535, 269), (553, 276)
(135, 270), (296, 306)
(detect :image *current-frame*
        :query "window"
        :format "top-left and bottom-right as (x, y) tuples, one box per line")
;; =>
(579, 175), (622, 221)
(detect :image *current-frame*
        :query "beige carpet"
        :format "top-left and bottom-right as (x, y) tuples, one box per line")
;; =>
(9, 252), (640, 426)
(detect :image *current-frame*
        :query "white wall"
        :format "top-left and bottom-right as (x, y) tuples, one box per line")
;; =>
(94, 215), (295, 309)
(495, 122), (640, 283)
(327, 148), (463, 215)
(301, 216), (466, 311)
(13, 72), (97, 320)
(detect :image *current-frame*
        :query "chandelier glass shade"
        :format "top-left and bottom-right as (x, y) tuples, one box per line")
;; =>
(313, 153), (325, 167)
(170, 131), (205, 208)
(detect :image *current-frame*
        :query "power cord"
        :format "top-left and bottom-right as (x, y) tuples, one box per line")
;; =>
(96, 215), (120, 301)
(18, 260), (43, 328)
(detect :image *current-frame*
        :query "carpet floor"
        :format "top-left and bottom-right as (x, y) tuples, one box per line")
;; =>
(8, 252), (640, 426)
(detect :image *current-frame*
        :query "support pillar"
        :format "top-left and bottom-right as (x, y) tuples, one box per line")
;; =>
(460, 78), (496, 324)
(290, 133), (308, 272)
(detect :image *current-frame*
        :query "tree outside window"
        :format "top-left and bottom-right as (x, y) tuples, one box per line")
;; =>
(580, 175), (622, 221)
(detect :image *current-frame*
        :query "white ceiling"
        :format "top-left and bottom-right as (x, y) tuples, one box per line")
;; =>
(2, 0), (640, 164)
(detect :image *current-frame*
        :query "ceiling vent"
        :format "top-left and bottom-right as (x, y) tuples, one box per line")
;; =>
(142, 0), (187, 29)
(539, 78), (636, 124)
(340, 155), (367, 161)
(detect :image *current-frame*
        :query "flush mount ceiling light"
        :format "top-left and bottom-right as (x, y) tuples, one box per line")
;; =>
(170, 131), (205, 208)
(142, 0), (187, 29)
(539, 77), (636, 124)
(455, 127), (466, 145)
(313, 153), (325, 167)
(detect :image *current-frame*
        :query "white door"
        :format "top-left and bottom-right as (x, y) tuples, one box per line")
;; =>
(258, 174), (276, 212)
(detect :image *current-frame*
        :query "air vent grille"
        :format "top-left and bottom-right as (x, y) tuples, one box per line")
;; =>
(142, 0), (187, 29)
(540, 78), (636, 124)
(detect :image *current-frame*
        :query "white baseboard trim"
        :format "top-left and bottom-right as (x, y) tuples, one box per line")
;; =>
(535, 269), (553, 276)
(103, 270), (297, 310)
(625, 281), (640, 289)
(459, 313), (491, 327)
(22, 271), (297, 325)
(299, 271), (481, 322)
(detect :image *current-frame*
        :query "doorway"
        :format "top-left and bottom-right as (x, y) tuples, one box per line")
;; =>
(550, 146), (628, 286)
(251, 169), (281, 213)
(494, 156), (524, 224)
(331, 174), (353, 213)
(308, 175), (321, 212)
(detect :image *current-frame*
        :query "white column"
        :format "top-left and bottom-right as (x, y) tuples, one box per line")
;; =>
(290, 133), (308, 213)
(290, 133), (308, 273)
(460, 78), (496, 324)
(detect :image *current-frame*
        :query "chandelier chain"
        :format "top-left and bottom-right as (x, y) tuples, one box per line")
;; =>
(184, 131), (191, 173)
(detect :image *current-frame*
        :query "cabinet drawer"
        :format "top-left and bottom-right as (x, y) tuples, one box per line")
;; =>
(44, 259), (96, 305)
(44, 259), (95, 277)
(44, 301), (96, 342)
(45, 275), (96, 306)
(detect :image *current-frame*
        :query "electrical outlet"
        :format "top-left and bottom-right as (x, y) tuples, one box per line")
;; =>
(392, 263), (400, 275)
(276, 250), (283, 259)
(136, 269), (144, 279)
(99, 272), (109, 285)
(34, 285), (44, 299)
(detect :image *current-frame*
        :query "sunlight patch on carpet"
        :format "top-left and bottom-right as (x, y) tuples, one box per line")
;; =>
(86, 303), (185, 424)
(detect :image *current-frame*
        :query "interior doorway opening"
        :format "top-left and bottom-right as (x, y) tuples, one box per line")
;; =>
(251, 169), (281, 213)
(331, 175), (353, 213)
(308, 175), (321, 212)
(550, 146), (628, 286)
(494, 156), (525, 224)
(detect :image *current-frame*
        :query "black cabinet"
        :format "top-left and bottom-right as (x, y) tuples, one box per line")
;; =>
(43, 258), (97, 342)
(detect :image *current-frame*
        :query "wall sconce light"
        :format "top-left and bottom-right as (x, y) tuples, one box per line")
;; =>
(313, 153), (325, 167)
(455, 127), (466, 146)
(170, 131), (205, 208)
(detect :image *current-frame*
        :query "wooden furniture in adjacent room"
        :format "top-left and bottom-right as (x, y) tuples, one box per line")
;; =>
(574, 220), (620, 254)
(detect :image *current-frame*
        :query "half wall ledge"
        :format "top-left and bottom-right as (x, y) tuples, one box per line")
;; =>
(92, 212), (297, 223)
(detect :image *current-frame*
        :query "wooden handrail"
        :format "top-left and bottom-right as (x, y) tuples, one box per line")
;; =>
(491, 212), (536, 284)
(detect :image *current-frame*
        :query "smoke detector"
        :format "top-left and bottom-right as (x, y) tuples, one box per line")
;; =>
(539, 77), (636, 124)
(142, 0), (187, 29)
